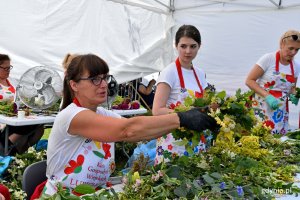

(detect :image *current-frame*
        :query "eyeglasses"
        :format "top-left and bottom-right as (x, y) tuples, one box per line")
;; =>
(282, 34), (300, 41)
(79, 75), (112, 86)
(0, 65), (13, 71)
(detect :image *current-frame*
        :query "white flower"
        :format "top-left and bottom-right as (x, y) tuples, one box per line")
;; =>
(13, 189), (26, 199)
(228, 151), (236, 158)
(228, 122), (236, 129)
(230, 96), (237, 101)
(216, 98), (222, 104)
(222, 127), (230, 133)
(283, 149), (291, 156)
(122, 176), (128, 184)
(27, 146), (35, 154)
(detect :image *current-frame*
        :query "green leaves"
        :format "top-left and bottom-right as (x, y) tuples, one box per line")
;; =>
(166, 165), (182, 179)
(203, 173), (215, 184)
(73, 184), (96, 195)
(216, 91), (226, 99)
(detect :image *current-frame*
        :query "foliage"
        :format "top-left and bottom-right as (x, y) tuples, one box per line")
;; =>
(5, 89), (300, 199)
(0, 147), (47, 199)
(118, 89), (300, 199)
(39, 183), (115, 200)
(38, 89), (300, 199)
(119, 130), (300, 199)
(294, 87), (300, 98)
(0, 101), (17, 116)
(113, 142), (137, 176)
(171, 89), (255, 151)
(286, 129), (300, 140)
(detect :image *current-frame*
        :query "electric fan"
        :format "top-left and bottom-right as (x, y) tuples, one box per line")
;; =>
(101, 75), (118, 108)
(16, 66), (63, 110)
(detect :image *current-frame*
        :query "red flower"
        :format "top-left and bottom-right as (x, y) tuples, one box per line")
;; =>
(167, 144), (173, 150)
(195, 91), (203, 98)
(263, 120), (275, 129)
(106, 181), (113, 188)
(0, 95), (3, 99)
(64, 154), (84, 175)
(251, 99), (258, 107)
(200, 134), (206, 143)
(102, 143), (111, 159)
(109, 161), (116, 173)
(264, 81), (275, 88)
(169, 103), (176, 109)
(269, 90), (282, 98)
(171, 152), (178, 159)
(286, 74), (295, 83)
(176, 101), (181, 107)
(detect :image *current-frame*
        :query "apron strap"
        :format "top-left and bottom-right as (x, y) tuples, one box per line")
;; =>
(275, 51), (295, 77)
(73, 97), (82, 107)
(175, 58), (185, 89)
(276, 51), (295, 112)
(6, 79), (15, 93)
(175, 57), (203, 94)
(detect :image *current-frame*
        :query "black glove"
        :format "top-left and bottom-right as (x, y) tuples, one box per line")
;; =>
(177, 108), (219, 132)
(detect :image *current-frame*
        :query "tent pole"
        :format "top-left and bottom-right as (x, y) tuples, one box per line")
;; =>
(175, 2), (221, 11)
(108, 0), (169, 14)
(153, 0), (171, 10)
(169, 0), (175, 12)
(268, 0), (282, 9)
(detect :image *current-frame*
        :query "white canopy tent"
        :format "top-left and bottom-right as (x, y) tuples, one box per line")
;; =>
(0, 0), (300, 126)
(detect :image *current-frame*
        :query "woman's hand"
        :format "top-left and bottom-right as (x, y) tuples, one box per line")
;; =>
(265, 95), (279, 110)
(289, 94), (299, 105)
(177, 108), (218, 132)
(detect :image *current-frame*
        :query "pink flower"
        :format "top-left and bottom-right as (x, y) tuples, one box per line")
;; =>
(158, 170), (164, 177)
(151, 174), (160, 181)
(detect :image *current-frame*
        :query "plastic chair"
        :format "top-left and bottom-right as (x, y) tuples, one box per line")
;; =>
(22, 160), (47, 199)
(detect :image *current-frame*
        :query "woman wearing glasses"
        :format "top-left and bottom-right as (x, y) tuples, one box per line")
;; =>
(0, 54), (44, 155)
(245, 30), (300, 134)
(42, 54), (216, 196)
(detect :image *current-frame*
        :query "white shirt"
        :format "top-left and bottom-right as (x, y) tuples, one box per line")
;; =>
(157, 62), (207, 106)
(45, 103), (121, 194)
(256, 52), (300, 88)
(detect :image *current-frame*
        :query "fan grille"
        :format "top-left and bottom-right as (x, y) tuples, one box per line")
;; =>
(17, 66), (63, 110)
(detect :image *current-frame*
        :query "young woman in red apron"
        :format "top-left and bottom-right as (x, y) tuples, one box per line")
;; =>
(246, 30), (300, 134)
(153, 25), (211, 164)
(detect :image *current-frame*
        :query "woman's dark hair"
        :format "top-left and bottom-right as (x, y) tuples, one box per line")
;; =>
(62, 54), (109, 109)
(175, 25), (201, 46)
(0, 54), (10, 65)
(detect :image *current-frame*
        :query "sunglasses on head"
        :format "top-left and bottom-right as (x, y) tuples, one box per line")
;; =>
(282, 34), (299, 41)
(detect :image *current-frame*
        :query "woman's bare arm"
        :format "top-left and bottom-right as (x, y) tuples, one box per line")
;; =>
(152, 83), (174, 116)
(69, 110), (179, 142)
(138, 79), (156, 95)
(245, 64), (269, 97)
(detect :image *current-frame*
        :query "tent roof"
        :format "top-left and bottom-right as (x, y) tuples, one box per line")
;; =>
(109, 0), (300, 14)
